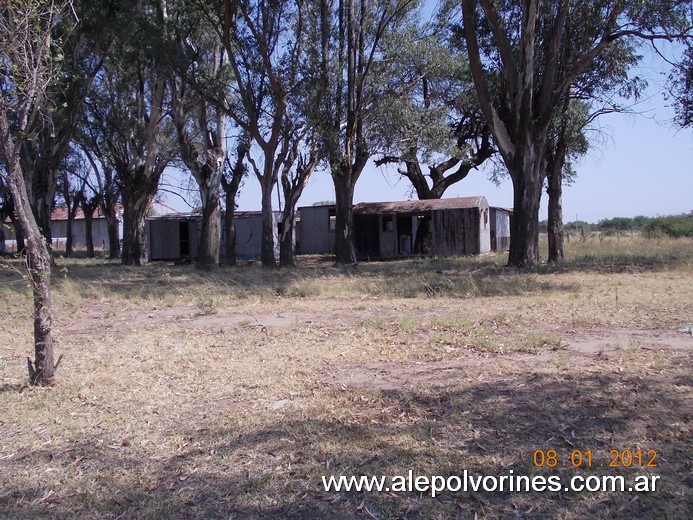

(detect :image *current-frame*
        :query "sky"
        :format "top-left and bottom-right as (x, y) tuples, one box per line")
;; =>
(161, 32), (693, 225)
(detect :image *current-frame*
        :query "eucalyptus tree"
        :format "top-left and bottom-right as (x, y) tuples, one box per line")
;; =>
(164, 1), (231, 268)
(75, 134), (121, 258)
(0, 0), (74, 385)
(544, 101), (589, 262)
(375, 16), (494, 202)
(83, 1), (177, 265)
(15, 0), (117, 250)
(461, 0), (692, 267)
(192, 0), (320, 268)
(222, 138), (249, 265)
(55, 151), (86, 257)
(279, 128), (319, 266)
(57, 146), (103, 257)
(77, 185), (101, 258)
(170, 63), (229, 269)
(312, 0), (420, 264)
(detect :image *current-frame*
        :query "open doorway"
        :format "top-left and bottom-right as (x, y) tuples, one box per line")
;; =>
(397, 216), (413, 255)
(179, 221), (190, 256)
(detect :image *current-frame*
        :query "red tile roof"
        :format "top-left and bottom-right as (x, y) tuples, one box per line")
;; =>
(51, 204), (123, 221)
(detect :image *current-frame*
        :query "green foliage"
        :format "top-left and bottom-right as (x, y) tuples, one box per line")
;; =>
(668, 44), (693, 128)
(565, 220), (598, 233)
(557, 214), (693, 239)
(642, 214), (693, 238)
(598, 216), (639, 231)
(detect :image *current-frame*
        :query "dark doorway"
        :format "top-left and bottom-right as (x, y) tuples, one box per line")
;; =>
(354, 214), (380, 259)
(179, 221), (190, 256)
(397, 216), (413, 255)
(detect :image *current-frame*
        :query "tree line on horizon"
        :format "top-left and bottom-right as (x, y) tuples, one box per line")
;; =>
(1, 0), (691, 385)
(541, 213), (693, 238)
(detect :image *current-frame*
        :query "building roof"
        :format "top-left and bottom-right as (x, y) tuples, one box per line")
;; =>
(146, 210), (283, 221)
(51, 201), (180, 221)
(353, 196), (487, 215)
(51, 204), (123, 221)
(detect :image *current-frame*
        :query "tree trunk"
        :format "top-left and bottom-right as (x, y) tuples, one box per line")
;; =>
(121, 194), (150, 265)
(30, 169), (54, 242)
(83, 210), (95, 258)
(198, 185), (221, 269)
(547, 161), (565, 263)
(221, 148), (246, 267)
(259, 178), (276, 267)
(507, 154), (544, 268)
(7, 169), (55, 385)
(9, 214), (26, 253)
(103, 201), (120, 259)
(65, 201), (78, 257)
(279, 208), (296, 267)
(333, 169), (357, 264)
(546, 123), (568, 264)
(65, 211), (73, 256)
(28, 243), (54, 385)
(224, 198), (237, 266)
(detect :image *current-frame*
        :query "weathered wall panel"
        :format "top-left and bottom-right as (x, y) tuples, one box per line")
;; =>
(489, 207), (511, 252)
(149, 219), (181, 260)
(297, 206), (335, 255)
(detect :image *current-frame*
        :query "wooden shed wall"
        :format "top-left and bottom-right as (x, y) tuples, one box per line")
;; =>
(431, 208), (481, 256)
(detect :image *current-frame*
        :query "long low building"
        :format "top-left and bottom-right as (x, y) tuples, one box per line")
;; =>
(146, 211), (287, 262)
(298, 197), (507, 259)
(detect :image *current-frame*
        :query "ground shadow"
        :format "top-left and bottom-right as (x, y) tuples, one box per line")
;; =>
(1, 363), (689, 519)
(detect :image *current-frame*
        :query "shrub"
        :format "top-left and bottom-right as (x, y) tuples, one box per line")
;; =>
(642, 214), (693, 238)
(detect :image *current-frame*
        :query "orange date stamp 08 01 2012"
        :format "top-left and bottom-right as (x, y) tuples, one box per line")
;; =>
(532, 449), (658, 468)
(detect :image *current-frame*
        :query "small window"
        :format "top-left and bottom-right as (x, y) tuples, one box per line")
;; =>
(382, 216), (394, 232)
(484, 209), (488, 227)
(328, 208), (336, 231)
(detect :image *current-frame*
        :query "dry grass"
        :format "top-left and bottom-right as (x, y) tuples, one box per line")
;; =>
(0, 235), (691, 519)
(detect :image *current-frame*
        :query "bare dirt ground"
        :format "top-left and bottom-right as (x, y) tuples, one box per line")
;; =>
(1, 238), (692, 519)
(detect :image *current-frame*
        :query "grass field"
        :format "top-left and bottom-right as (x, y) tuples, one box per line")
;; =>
(1, 236), (691, 519)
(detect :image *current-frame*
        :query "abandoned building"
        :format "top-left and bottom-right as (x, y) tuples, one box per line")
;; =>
(297, 197), (496, 259)
(146, 210), (288, 262)
(352, 197), (492, 259)
(2, 205), (126, 253)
